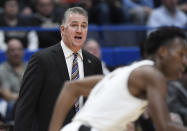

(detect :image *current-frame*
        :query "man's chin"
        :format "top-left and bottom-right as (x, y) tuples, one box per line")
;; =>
(73, 43), (84, 48)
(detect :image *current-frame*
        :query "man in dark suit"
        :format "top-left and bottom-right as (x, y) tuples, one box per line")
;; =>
(14, 7), (103, 131)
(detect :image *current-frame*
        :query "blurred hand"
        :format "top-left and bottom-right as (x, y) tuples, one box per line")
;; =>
(126, 122), (135, 131)
(170, 112), (183, 125)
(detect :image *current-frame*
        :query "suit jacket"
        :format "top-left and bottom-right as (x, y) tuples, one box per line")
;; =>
(14, 43), (103, 131)
(167, 81), (187, 125)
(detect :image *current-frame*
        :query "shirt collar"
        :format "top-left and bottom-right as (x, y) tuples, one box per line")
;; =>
(60, 40), (83, 61)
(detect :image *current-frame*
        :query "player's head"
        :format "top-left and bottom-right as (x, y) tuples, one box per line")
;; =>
(145, 26), (186, 56)
(145, 26), (187, 80)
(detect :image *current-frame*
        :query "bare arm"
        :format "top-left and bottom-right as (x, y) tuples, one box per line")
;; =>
(144, 67), (187, 131)
(49, 75), (103, 131)
(0, 88), (18, 101)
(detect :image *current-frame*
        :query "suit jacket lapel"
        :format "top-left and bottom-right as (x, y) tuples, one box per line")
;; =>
(53, 43), (70, 80)
(52, 46), (95, 79)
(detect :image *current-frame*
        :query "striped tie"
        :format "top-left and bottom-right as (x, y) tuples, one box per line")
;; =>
(71, 53), (80, 112)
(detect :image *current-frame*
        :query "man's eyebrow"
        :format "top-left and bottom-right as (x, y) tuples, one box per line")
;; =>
(82, 22), (88, 25)
(70, 21), (78, 24)
(70, 21), (88, 24)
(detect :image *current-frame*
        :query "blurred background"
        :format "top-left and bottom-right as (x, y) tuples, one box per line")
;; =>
(1, 0), (187, 131)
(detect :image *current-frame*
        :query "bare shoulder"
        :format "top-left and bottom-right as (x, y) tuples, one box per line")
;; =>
(128, 65), (166, 98)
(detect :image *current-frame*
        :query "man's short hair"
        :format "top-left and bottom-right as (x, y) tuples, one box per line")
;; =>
(145, 26), (186, 56)
(3, 0), (18, 8)
(62, 6), (88, 25)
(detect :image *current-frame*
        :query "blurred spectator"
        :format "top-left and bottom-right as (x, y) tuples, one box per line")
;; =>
(0, 38), (26, 102)
(0, 38), (26, 122)
(54, 0), (71, 9)
(0, 78), (14, 130)
(78, 0), (110, 25)
(84, 38), (110, 75)
(56, 0), (125, 24)
(167, 67), (187, 126)
(21, 6), (33, 17)
(136, 109), (183, 131)
(106, 0), (127, 24)
(20, 0), (36, 13)
(153, 0), (162, 7)
(33, 0), (64, 25)
(147, 0), (187, 33)
(178, 0), (187, 14)
(0, 0), (4, 8)
(122, 0), (154, 25)
(0, 80), (8, 123)
(30, 0), (63, 48)
(0, 0), (39, 51)
(55, 0), (81, 6)
(0, 79), (13, 124)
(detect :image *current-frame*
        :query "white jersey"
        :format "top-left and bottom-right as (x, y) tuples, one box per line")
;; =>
(72, 60), (154, 131)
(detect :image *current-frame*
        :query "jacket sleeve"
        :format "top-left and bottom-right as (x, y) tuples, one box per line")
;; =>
(95, 57), (103, 75)
(14, 52), (46, 131)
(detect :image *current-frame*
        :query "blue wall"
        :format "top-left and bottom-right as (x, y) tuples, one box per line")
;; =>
(102, 47), (141, 67)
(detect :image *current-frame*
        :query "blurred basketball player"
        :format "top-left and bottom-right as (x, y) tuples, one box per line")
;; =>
(50, 26), (187, 131)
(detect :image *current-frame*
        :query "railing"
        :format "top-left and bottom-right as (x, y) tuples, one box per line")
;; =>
(0, 25), (186, 67)
(0, 25), (154, 31)
(0, 25), (151, 46)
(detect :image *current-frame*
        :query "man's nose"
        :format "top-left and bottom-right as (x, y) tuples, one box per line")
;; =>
(76, 26), (82, 33)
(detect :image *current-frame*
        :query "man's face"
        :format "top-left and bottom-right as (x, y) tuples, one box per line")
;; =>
(6, 39), (24, 66)
(162, 0), (178, 12)
(37, 0), (53, 17)
(160, 38), (187, 80)
(61, 13), (88, 52)
(4, 0), (18, 17)
(84, 40), (101, 59)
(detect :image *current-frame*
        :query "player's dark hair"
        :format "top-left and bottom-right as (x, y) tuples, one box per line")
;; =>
(145, 26), (186, 56)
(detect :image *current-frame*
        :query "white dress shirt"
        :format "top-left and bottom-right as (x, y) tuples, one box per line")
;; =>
(60, 40), (84, 108)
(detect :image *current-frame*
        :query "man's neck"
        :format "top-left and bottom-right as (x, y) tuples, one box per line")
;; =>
(4, 15), (18, 26)
(165, 6), (176, 17)
(10, 62), (24, 73)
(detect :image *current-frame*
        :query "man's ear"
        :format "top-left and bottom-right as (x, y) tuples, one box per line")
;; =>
(157, 46), (168, 59)
(60, 25), (65, 36)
